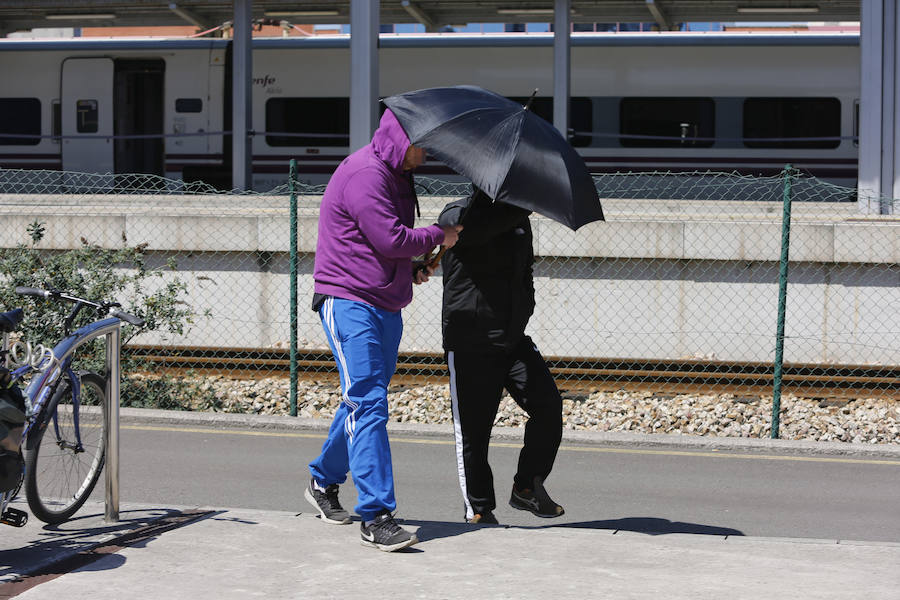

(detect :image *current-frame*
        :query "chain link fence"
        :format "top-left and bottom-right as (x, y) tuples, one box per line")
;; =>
(0, 166), (897, 440)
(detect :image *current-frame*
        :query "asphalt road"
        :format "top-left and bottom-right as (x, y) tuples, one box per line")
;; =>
(94, 420), (900, 542)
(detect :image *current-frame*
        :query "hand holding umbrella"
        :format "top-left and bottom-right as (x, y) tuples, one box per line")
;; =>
(413, 224), (462, 284)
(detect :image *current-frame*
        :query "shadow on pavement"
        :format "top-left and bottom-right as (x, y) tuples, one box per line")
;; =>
(0, 507), (218, 586)
(402, 516), (744, 543)
(553, 517), (745, 536)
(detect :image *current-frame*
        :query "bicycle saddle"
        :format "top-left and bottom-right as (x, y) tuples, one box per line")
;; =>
(0, 309), (23, 333)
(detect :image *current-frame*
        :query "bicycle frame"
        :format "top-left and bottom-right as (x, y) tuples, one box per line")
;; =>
(23, 317), (121, 421)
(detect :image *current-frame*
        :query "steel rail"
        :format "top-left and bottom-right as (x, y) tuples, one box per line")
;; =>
(123, 345), (899, 400)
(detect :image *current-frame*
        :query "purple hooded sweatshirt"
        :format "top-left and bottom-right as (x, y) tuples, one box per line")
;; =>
(313, 109), (445, 312)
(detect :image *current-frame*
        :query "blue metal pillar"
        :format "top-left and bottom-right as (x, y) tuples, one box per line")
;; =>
(350, 0), (379, 152)
(859, 0), (899, 214)
(552, 0), (571, 139)
(232, 0), (253, 190)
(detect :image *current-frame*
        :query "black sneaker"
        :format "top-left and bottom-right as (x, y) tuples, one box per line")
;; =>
(509, 476), (565, 518)
(360, 511), (418, 552)
(304, 478), (351, 524)
(466, 511), (499, 524)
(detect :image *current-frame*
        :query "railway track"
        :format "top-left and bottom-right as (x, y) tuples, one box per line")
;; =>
(124, 345), (899, 400)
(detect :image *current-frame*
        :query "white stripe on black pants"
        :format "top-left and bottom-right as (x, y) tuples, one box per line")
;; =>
(448, 336), (563, 521)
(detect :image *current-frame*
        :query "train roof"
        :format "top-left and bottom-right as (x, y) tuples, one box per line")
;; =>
(0, 31), (860, 52)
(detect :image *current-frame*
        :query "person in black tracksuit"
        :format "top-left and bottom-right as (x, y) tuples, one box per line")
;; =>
(438, 188), (565, 524)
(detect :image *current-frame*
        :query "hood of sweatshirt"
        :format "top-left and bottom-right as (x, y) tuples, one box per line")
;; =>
(371, 109), (411, 172)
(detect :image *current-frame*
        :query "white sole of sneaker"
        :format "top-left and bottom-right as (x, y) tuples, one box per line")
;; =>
(360, 533), (419, 552)
(304, 487), (351, 524)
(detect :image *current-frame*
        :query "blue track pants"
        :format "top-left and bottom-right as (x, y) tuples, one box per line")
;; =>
(308, 297), (402, 521)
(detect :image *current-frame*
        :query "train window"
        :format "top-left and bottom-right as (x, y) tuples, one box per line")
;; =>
(619, 98), (715, 148)
(76, 99), (98, 133)
(507, 96), (593, 147)
(175, 98), (203, 113)
(743, 98), (841, 149)
(0, 98), (41, 146)
(265, 97), (349, 147)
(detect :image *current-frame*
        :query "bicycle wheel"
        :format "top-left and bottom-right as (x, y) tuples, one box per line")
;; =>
(25, 371), (106, 524)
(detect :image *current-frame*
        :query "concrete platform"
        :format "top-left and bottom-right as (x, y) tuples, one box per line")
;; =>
(1, 499), (898, 600)
(1, 407), (898, 599)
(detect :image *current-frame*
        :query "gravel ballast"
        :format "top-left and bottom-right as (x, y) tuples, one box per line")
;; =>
(180, 376), (900, 446)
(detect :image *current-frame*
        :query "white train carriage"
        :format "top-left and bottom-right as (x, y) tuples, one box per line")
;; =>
(0, 33), (860, 192)
(0, 38), (224, 178)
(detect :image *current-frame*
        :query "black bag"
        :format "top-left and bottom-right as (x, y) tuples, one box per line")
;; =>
(0, 383), (25, 493)
(0, 383), (26, 427)
(0, 449), (23, 493)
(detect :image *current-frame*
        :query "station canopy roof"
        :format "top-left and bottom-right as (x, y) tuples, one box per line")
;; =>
(0, 1), (861, 35)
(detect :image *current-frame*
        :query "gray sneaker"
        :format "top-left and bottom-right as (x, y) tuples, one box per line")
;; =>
(304, 478), (351, 524)
(360, 511), (418, 552)
(509, 476), (565, 518)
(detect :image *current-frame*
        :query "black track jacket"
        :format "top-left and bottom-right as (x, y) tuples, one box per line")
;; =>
(438, 190), (535, 354)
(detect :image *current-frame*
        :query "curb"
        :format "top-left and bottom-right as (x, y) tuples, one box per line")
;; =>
(118, 407), (900, 459)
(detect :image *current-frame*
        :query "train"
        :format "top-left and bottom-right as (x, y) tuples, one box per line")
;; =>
(0, 32), (860, 192)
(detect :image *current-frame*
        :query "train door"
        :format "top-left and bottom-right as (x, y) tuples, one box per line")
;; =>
(61, 58), (114, 175)
(113, 59), (164, 176)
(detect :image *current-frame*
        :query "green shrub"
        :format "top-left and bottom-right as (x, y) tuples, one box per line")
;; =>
(0, 221), (203, 410)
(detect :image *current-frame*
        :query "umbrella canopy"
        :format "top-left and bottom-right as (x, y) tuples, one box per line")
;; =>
(383, 85), (604, 230)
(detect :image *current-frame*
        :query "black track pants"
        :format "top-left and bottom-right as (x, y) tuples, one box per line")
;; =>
(447, 336), (563, 521)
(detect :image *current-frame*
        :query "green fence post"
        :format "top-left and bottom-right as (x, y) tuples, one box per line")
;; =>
(771, 165), (793, 439)
(289, 159), (298, 417)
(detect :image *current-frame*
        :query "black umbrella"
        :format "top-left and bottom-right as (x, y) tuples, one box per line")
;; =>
(383, 85), (604, 231)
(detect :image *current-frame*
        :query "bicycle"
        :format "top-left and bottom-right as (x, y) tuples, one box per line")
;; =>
(0, 287), (144, 526)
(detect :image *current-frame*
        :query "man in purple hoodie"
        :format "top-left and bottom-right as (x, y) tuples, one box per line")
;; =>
(304, 109), (461, 552)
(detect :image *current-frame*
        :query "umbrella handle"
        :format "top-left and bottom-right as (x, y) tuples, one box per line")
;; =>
(425, 246), (448, 269)
(417, 246), (448, 276)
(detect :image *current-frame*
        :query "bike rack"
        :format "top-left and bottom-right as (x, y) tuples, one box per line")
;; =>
(38, 317), (122, 523)
(104, 324), (121, 523)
